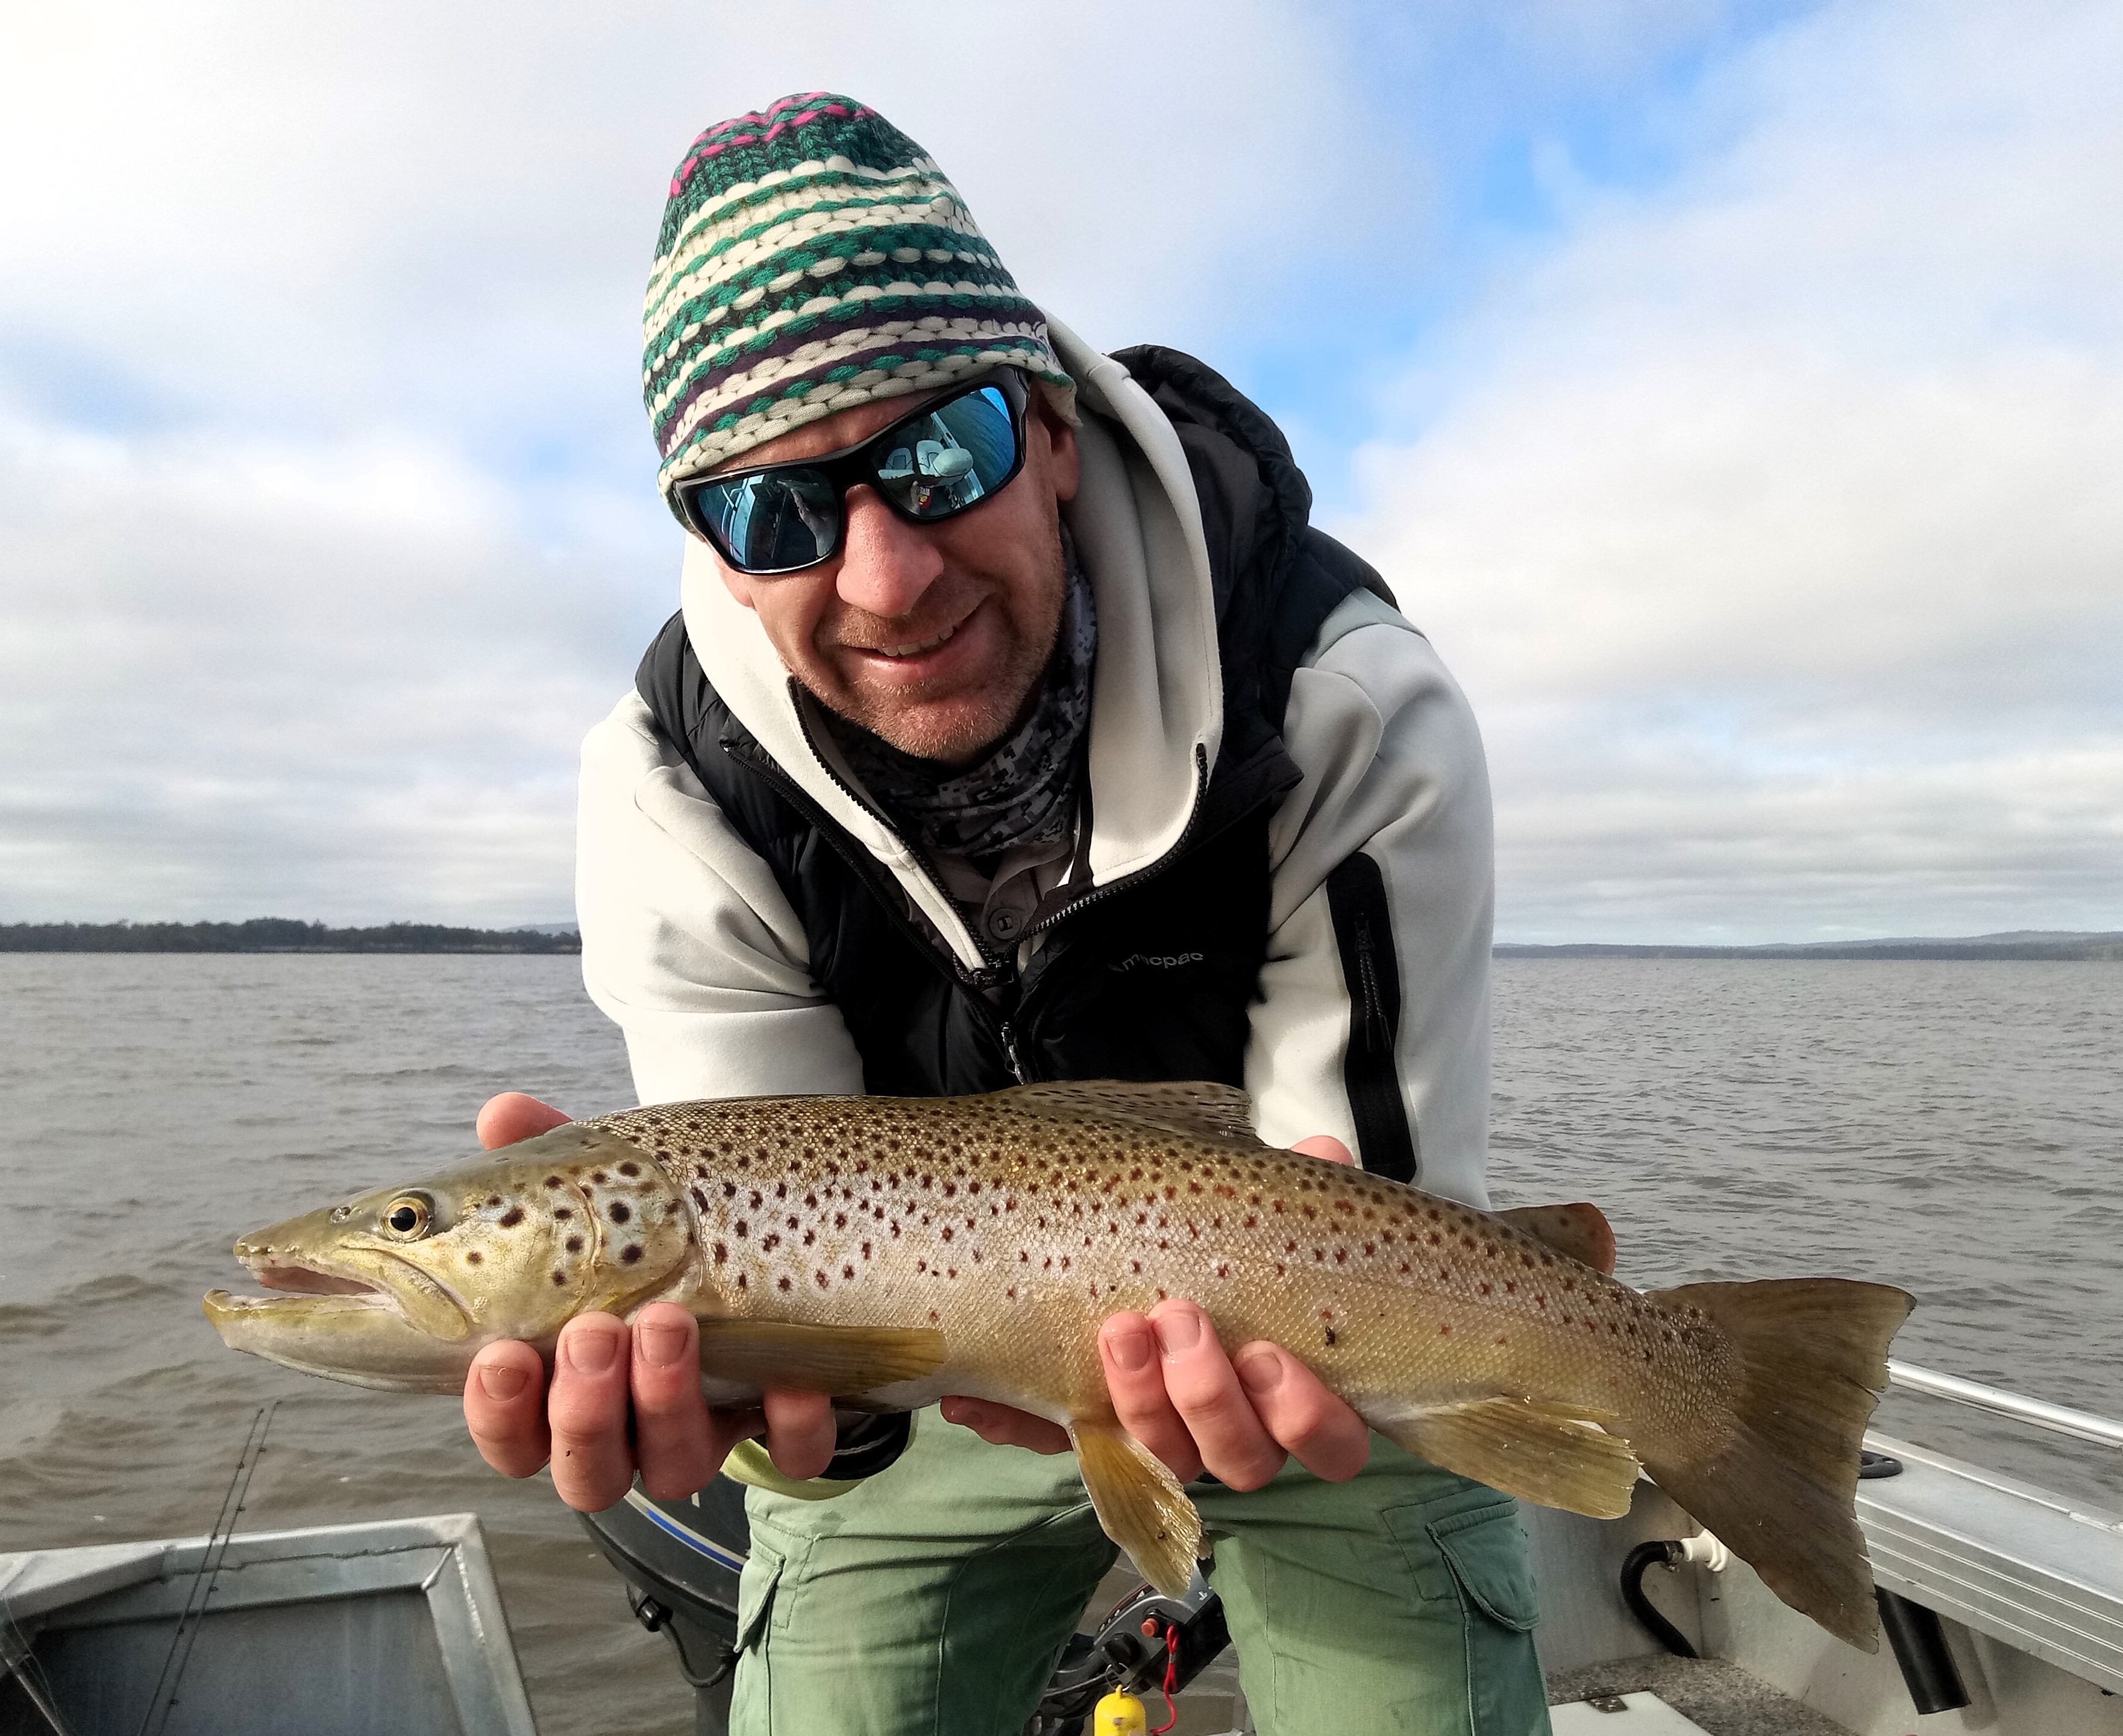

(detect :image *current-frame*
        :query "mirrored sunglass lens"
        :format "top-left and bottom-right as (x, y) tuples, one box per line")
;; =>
(700, 470), (840, 571)
(873, 384), (1018, 520)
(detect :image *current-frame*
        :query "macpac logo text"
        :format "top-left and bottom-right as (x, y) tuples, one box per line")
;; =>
(1111, 951), (1205, 972)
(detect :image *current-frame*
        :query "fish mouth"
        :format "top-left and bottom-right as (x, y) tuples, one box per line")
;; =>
(224, 1243), (472, 1339)
(244, 1259), (383, 1299)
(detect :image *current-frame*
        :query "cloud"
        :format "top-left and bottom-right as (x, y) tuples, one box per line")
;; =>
(0, 0), (1373, 922)
(1337, 0), (2123, 941)
(0, 404), (656, 921)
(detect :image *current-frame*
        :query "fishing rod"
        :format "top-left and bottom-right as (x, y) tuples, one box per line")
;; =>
(134, 1399), (278, 1736)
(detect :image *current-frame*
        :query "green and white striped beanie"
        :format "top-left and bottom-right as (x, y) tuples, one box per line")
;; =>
(644, 93), (1075, 500)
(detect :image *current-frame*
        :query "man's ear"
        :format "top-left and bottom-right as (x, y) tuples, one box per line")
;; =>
(1037, 403), (1081, 506)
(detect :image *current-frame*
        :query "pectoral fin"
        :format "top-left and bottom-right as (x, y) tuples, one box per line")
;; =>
(692, 1318), (947, 1396)
(1069, 1418), (1204, 1597)
(1493, 1203), (1617, 1275)
(1375, 1397), (1642, 1518)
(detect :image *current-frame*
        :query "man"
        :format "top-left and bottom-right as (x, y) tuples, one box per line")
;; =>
(464, 95), (1545, 1734)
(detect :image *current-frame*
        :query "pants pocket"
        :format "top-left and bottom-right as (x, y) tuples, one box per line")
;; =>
(735, 1545), (785, 1656)
(1385, 1494), (1551, 1736)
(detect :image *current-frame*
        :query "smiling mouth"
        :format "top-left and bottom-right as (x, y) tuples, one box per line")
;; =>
(851, 598), (982, 660)
(874, 621), (958, 658)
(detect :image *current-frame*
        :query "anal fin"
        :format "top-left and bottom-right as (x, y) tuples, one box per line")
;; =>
(693, 1318), (947, 1396)
(1376, 1397), (1642, 1518)
(1070, 1418), (1203, 1597)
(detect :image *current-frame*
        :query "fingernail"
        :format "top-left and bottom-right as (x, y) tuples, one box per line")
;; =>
(638, 1321), (687, 1368)
(478, 1362), (528, 1401)
(1235, 1349), (1283, 1395)
(1106, 1325), (1153, 1373)
(1154, 1310), (1200, 1358)
(565, 1326), (618, 1374)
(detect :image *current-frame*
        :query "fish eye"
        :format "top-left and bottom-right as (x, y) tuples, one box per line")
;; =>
(378, 1195), (433, 1239)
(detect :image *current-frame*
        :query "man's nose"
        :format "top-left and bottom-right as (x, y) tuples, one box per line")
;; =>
(835, 486), (944, 618)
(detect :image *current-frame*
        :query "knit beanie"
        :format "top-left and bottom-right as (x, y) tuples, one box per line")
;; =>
(643, 93), (1076, 500)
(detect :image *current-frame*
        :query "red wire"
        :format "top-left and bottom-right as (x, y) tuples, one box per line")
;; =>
(1149, 1623), (1181, 1734)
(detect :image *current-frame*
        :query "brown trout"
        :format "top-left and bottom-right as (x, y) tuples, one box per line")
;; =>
(205, 1080), (1911, 1649)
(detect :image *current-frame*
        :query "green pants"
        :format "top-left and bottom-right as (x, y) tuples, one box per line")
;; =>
(730, 1410), (1551, 1735)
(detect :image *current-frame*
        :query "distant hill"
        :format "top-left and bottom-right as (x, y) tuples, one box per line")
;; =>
(1496, 930), (2123, 961)
(1, 919), (581, 954)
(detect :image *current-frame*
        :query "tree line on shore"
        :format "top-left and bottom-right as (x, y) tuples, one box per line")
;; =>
(1, 920), (580, 954)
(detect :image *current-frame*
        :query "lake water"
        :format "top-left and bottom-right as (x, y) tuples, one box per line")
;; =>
(2, 954), (2117, 1734)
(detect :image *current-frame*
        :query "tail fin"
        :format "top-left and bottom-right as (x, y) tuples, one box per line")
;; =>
(1640, 1278), (1913, 1653)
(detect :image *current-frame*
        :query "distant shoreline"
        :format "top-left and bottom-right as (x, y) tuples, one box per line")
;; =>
(0, 920), (580, 954)
(5, 923), (2116, 961)
(1496, 935), (2123, 962)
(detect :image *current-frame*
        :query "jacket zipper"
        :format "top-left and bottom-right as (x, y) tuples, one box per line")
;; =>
(1352, 909), (1388, 1053)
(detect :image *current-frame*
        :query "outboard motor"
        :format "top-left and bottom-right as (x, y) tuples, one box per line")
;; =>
(580, 1480), (1234, 1736)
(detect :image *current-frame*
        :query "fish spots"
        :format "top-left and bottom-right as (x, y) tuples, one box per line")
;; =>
(778, 1277), (792, 1292)
(590, 1171), (608, 1185)
(735, 1220), (749, 1238)
(566, 1235), (584, 1254)
(552, 1270), (566, 1286)
(618, 1162), (641, 1178)
(554, 1206), (574, 1220)
(815, 1271), (829, 1289)
(621, 1246), (643, 1265)
(465, 1250), (483, 1266)
(1438, 1324), (1451, 1336)
(607, 1202), (632, 1226)
(544, 1177), (563, 1189)
(500, 1206), (525, 1229)
(713, 1242), (728, 1265)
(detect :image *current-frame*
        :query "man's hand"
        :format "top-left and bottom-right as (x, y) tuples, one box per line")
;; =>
(459, 1092), (836, 1511)
(939, 1134), (1373, 1490)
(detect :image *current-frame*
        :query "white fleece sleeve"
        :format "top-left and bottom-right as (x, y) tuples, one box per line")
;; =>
(1246, 590), (1496, 1206)
(575, 692), (867, 1106)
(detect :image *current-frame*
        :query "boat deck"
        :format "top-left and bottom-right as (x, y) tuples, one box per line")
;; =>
(1548, 1658), (1852, 1735)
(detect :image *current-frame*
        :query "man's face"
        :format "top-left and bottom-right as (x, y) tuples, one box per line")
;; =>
(704, 384), (1082, 767)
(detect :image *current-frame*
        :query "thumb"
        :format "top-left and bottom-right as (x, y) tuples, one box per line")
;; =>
(1290, 1134), (1354, 1166)
(477, 1092), (571, 1150)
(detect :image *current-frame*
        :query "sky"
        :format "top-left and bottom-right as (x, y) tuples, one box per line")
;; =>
(2, 0), (2118, 943)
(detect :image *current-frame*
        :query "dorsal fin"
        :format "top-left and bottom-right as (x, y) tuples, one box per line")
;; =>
(1493, 1203), (1617, 1275)
(988, 1080), (1270, 1150)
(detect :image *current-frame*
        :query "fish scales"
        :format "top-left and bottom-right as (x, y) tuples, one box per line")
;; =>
(205, 1080), (1910, 1651)
(598, 1095), (1734, 1437)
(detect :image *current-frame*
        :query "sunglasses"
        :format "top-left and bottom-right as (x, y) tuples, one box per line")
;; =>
(669, 370), (1031, 576)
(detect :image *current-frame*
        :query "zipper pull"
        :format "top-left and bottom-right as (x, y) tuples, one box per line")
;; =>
(1001, 1021), (1029, 1083)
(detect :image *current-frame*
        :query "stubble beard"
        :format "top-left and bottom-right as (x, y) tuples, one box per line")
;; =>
(820, 527), (1069, 765)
